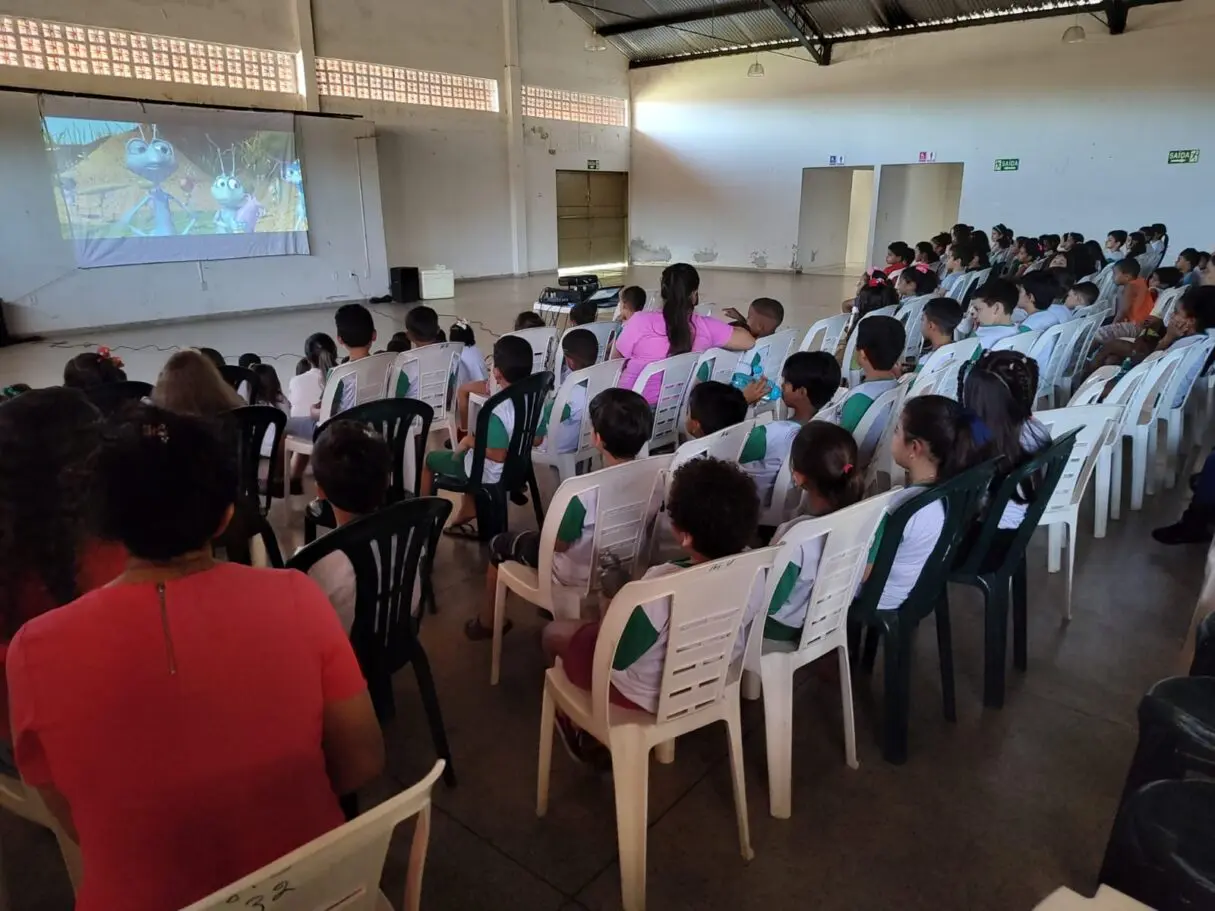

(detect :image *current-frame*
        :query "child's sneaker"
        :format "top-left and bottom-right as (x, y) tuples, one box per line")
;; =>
(555, 714), (589, 764)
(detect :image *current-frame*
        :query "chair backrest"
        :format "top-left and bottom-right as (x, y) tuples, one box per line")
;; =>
(1056, 312), (1103, 392)
(758, 441), (804, 527)
(954, 432), (1080, 580)
(564, 321), (620, 365)
(905, 339), (980, 400)
(83, 379), (153, 415)
(896, 294), (933, 361)
(287, 498), (452, 686)
(536, 360), (624, 464)
(991, 329), (1042, 358)
(841, 306), (899, 385)
(752, 327), (800, 381)
(386, 342), (462, 424)
(220, 364), (258, 402)
(1154, 286), (1186, 322)
(530, 455), (673, 605)
(1095, 267), (1120, 307)
(227, 405), (287, 515)
(1029, 321), (1080, 398)
(762, 491), (899, 654)
(852, 382), (905, 467)
(594, 547), (778, 725)
(690, 347), (737, 385)
(502, 327), (559, 375)
(951, 270), (984, 304)
(316, 398), (435, 499)
(1159, 335), (1215, 414)
(850, 460), (998, 623)
(466, 371), (555, 489)
(1035, 406), (1120, 514)
(1121, 348), (1187, 431)
(318, 353), (397, 421)
(799, 313), (850, 355)
(670, 419), (755, 474)
(864, 384), (910, 490)
(181, 760), (446, 911)
(632, 352), (701, 451)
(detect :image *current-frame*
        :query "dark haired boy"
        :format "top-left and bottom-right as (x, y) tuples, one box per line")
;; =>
(308, 421), (391, 633)
(822, 316), (904, 435)
(470, 388), (653, 641)
(1094, 258), (1151, 346)
(1177, 248), (1202, 287)
(618, 286), (646, 323)
(1105, 230), (1128, 263)
(569, 299), (597, 327)
(390, 305), (443, 397)
(685, 381), (747, 439)
(535, 329), (599, 454)
(422, 334), (532, 534)
(1065, 281), (1100, 317)
(914, 298), (979, 377)
(740, 351), (841, 503)
(959, 278), (1020, 349)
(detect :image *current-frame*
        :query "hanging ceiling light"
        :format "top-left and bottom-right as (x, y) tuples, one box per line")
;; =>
(584, 32), (608, 52)
(1062, 21), (1086, 43)
(747, 57), (765, 77)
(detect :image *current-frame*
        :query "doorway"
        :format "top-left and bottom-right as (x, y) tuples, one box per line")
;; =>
(796, 166), (875, 275)
(556, 169), (629, 273)
(872, 163), (964, 266)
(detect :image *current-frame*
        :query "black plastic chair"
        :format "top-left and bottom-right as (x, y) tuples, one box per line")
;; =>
(303, 398), (435, 545)
(225, 406), (287, 517)
(948, 430), (1079, 708)
(1190, 612), (1215, 676)
(434, 371), (553, 541)
(287, 497), (456, 787)
(84, 380), (152, 416)
(220, 364), (258, 402)
(1100, 779), (1215, 909)
(848, 461), (998, 764)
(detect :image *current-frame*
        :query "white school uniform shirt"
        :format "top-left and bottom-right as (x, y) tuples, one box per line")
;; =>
(939, 271), (967, 299)
(537, 382), (587, 455)
(552, 489), (597, 588)
(1107, 249), (1126, 262)
(872, 485), (947, 611)
(468, 398), (516, 484)
(457, 344), (488, 388)
(1020, 308), (1061, 332)
(740, 420), (801, 506)
(307, 551), (357, 635)
(764, 515), (827, 637)
(974, 324), (1021, 350)
(998, 419), (1052, 530)
(610, 559), (765, 713)
(1048, 303), (1075, 324)
(288, 368), (324, 417)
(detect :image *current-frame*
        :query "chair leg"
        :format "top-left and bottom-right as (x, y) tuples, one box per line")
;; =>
(404, 802), (432, 911)
(1063, 519), (1076, 621)
(537, 685), (555, 816)
(1094, 450), (1111, 538)
(1012, 560), (1029, 671)
(491, 576), (508, 686)
(304, 509), (317, 546)
(723, 697), (754, 860)
(836, 646), (859, 770)
(1130, 431), (1148, 511)
(880, 616), (913, 765)
(981, 579), (1009, 709)
(860, 625), (880, 675)
(1111, 440), (1124, 521)
(759, 662), (794, 818)
(528, 468), (544, 529)
(1165, 416), (1183, 489)
(934, 593), (957, 724)
(608, 734), (651, 911)
(412, 648), (457, 787)
(654, 740), (675, 764)
(1145, 422), (1160, 498)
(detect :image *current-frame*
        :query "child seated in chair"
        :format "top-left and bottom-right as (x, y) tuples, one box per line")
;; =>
(1064, 281), (1100, 318)
(541, 457), (761, 759)
(913, 298), (971, 375)
(763, 422), (865, 641)
(569, 299), (598, 328)
(820, 316), (903, 443)
(956, 279), (1021, 349)
(1017, 271), (1066, 331)
(455, 311), (544, 434)
(618, 286), (646, 323)
(305, 421), (391, 634)
(740, 352), (841, 505)
(722, 297), (784, 339)
(391, 305), (442, 398)
(468, 388), (653, 642)
(694, 297), (785, 392)
(535, 329), (599, 454)
(450, 319), (488, 388)
(423, 335), (532, 536)
(685, 380), (748, 439)
(1093, 258), (1153, 346)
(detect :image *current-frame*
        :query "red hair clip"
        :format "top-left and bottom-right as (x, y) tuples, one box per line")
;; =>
(913, 263), (932, 274)
(842, 462), (854, 474)
(97, 346), (125, 369)
(866, 271), (889, 288)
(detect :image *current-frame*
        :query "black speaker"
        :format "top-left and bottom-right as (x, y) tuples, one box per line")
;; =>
(390, 267), (421, 304)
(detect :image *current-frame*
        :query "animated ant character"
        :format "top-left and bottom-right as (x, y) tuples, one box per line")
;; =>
(281, 159), (306, 231)
(120, 125), (196, 237)
(209, 142), (264, 234)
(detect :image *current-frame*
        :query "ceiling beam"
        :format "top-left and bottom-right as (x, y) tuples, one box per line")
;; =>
(594, 0), (768, 36)
(760, 0), (832, 65)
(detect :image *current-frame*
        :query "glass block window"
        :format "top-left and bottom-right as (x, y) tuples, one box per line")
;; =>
(315, 57), (499, 113)
(0, 15), (298, 93)
(522, 86), (627, 126)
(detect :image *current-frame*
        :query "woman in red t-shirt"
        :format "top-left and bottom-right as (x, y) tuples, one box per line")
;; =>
(0, 388), (128, 747)
(6, 405), (384, 911)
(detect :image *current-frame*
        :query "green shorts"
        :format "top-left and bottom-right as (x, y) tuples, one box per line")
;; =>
(425, 448), (467, 481)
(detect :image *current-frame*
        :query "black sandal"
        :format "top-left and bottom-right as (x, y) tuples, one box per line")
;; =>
(442, 519), (480, 540)
(464, 617), (512, 641)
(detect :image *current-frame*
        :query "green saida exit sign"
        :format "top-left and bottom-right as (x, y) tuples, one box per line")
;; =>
(994, 158), (1020, 171)
(1168, 150), (1200, 164)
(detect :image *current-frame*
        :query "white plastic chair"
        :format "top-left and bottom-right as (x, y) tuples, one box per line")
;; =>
(758, 446), (803, 528)
(562, 321), (620, 365)
(949, 270), (985, 304)
(182, 761), (444, 911)
(905, 339), (980, 401)
(1034, 406), (1120, 618)
(0, 774), (82, 901)
(1055, 312), (1104, 403)
(1110, 349), (1187, 513)
(863, 383), (909, 492)
(1152, 286), (1185, 322)
(798, 313), (849, 355)
(1030, 321), (1082, 408)
(991, 328), (1042, 358)
(493, 455), (671, 685)
(1156, 335), (1215, 490)
(283, 352), (397, 498)
(752, 328), (800, 383)
(632, 352), (701, 451)
(841, 305), (899, 386)
(537, 548), (776, 911)
(851, 382), (904, 468)
(502, 327), (559, 375)
(669, 419), (755, 474)
(689, 346), (737, 384)
(743, 492), (897, 818)
(387, 342), (462, 454)
(532, 360), (625, 486)
(895, 294), (932, 362)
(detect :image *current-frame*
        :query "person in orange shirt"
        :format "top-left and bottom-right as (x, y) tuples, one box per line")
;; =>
(1093, 258), (1153, 348)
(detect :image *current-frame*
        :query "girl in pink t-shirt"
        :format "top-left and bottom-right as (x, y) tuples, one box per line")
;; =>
(614, 263), (755, 403)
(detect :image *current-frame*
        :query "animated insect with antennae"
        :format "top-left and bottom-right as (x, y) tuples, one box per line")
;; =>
(207, 138), (265, 234)
(120, 124), (196, 237)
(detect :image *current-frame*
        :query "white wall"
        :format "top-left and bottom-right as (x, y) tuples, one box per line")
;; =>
(845, 169), (874, 268)
(872, 163), (962, 267)
(630, 3), (1215, 271)
(0, 91), (387, 334)
(796, 167), (856, 272)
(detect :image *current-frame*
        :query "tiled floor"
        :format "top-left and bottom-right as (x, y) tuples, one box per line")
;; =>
(0, 267), (1203, 910)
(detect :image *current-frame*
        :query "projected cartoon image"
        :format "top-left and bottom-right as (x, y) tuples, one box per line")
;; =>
(44, 117), (309, 240)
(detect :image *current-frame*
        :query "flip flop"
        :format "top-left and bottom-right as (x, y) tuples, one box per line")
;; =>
(464, 617), (513, 641)
(442, 519), (480, 540)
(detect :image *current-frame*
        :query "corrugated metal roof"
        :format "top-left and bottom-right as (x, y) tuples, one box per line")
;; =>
(561, 0), (1110, 64)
